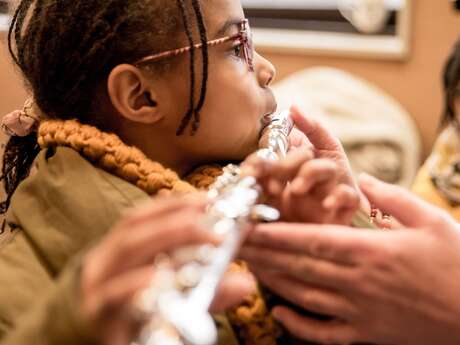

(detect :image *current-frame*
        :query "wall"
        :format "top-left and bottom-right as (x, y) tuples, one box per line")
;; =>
(0, 0), (459, 157)
(0, 32), (27, 114)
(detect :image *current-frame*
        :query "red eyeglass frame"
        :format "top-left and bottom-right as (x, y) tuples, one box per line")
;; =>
(134, 19), (254, 72)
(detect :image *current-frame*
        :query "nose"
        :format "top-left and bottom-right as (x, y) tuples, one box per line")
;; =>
(255, 51), (276, 88)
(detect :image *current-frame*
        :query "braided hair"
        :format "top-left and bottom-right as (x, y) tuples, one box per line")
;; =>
(2, 0), (210, 213)
(441, 39), (460, 127)
(176, 0), (209, 135)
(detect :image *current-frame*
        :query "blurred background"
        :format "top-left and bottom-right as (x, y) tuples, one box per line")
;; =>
(0, 0), (459, 186)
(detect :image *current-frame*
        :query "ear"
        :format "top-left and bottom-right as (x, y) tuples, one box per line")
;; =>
(107, 64), (162, 124)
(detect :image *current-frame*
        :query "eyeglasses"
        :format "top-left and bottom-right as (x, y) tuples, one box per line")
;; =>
(134, 19), (254, 72)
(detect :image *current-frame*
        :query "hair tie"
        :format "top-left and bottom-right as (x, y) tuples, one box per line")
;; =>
(1, 99), (42, 137)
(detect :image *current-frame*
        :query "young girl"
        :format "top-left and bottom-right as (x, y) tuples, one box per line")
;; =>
(412, 39), (460, 219)
(0, 1), (360, 345)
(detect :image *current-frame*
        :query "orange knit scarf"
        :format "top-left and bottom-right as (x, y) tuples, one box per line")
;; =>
(37, 119), (281, 345)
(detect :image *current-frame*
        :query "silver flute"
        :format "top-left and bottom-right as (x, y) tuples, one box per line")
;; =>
(135, 110), (294, 345)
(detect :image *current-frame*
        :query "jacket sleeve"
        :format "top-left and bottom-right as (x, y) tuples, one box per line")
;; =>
(0, 230), (99, 345)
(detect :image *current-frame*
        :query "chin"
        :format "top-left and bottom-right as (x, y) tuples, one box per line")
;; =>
(223, 130), (261, 162)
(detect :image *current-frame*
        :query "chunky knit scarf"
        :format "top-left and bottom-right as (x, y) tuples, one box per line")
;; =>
(37, 119), (281, 345)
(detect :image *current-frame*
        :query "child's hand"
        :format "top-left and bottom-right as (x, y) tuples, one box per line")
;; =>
(280, 157), (360, 225)
(242, 148), (360, 225)
(288, 105), (358, 192)
(81, 197), (255, 345)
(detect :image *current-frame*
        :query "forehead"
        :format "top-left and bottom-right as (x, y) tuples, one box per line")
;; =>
(202, 0), (245, 36)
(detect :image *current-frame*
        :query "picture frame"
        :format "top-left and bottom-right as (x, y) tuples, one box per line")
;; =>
(243, 0), (412, 61)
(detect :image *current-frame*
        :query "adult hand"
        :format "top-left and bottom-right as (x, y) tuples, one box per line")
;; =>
(241, 175), (460, 345)
(81, 197), (255, 345)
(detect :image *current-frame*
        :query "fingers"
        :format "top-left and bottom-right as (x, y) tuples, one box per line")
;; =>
(210, 272), (256, 313)
(120, 210), (216, 256)
(240, 246), (354, 288)
(323, 184), (358, 210)
(89, 197), (219, 281)
(288, 127), (313, 151)
(106, 217), (217, 278)
(269, 147), (315, 181)
(272, 306), (362, 344)
(254, 271), (357, 319)
(289, 105), (342, 152)
(242, 147), (314, 196)
(82, 264), (155, 324)
(243, 147), (313, 185)
(359, 174), (449, 228)
(246, 223), (381, 265)
(324, 184), (360, 225)
(290, 159), (338, 196)
(120, 196), (207, 228)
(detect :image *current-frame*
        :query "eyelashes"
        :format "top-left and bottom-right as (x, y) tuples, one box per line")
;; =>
(230, 40), (245, 60)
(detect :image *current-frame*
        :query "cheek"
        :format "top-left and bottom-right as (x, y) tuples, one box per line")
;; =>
(205, 83), (261, 146)
(205, 67), (262, 127)
(174, 61), (266, 161)
(157, 68), (195, 133)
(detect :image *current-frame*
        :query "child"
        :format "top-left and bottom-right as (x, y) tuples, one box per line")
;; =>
(0, 1), (360, 345)
(412, 39), (460, 219)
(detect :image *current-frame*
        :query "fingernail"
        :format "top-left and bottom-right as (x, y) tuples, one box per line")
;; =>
(323, 196), (335, 209)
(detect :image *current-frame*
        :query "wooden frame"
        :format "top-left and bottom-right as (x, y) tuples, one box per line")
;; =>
(248, 0), (412, 61)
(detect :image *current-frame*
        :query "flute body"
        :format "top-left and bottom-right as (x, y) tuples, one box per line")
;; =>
(137, 110), (294, 345)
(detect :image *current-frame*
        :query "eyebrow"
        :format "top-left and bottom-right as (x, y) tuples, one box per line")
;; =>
(213, 18), (244, 39)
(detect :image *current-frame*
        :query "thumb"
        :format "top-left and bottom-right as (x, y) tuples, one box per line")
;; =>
(359, 173), (442, 228)
(289, 105), (342, 152)
(210, 272), (256, 313)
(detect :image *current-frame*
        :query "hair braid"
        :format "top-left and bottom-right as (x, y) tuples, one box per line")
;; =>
(190, 0), (209, 134)
(8, 0), (34, 68)
(76, 1), (116, 53)
(3, 1), (42, 215)
(7, 1), (23, 67)
(0, 134), (40, 214)
(28, 0), (48, 90)
(62, 10), (132, 112)
(176, 0), (197, 136)
(18, 0), (44, 75)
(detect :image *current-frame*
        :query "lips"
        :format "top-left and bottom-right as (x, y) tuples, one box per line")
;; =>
(261, 102), (278, 125)
(258, 106), (278, 139)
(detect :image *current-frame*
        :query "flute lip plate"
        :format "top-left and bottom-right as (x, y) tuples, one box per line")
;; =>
(260, 110), (282, 131)
(259, 110), (293, 136)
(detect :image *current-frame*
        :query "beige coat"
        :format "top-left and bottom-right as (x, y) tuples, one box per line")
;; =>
(0, 146), (238, 345)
